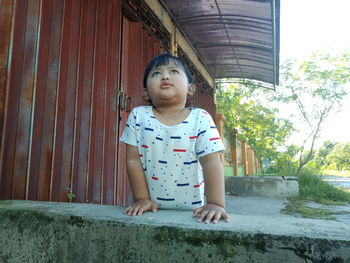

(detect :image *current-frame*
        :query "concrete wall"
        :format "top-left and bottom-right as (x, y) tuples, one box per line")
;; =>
(1, 200), (349, 263)
(225, 176), (299, 198)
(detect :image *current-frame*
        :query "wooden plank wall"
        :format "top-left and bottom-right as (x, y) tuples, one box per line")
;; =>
(0, 0), (216, 206)
(0, 0), (123, 205)
(195, 90), (216, 119)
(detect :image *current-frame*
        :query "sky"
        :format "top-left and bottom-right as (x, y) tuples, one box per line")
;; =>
(279, 0), (350, 147)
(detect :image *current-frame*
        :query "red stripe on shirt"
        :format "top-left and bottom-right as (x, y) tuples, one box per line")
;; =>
(139, 154), (143, 157)
(142, 145), (148, 148)
(173, 149), (186, 152)
(189, 136), (198, 139)
(202, 111), (209, 115)
(209, 137), (220, 141)
(152, 176), (158, 180)
(194, 180), (204, 188)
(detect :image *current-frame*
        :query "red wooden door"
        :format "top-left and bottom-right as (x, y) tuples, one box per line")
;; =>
(116, 16), (131, 206)
(116, 16), (164, 206)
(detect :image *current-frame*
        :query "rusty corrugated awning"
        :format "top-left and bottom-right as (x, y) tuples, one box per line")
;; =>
(160, 0), (280, 86)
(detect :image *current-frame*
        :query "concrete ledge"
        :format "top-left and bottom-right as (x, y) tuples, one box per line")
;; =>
(225, 176), (299, 198)
(1, 199), (350, 263)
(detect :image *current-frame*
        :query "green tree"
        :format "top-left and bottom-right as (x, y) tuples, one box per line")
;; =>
(216, 84), (294, 168)
(266, 145), (299, 175)
(325, 142), (350, 171)
(272, 51), (350, 176)
(314, 140), (336, 167)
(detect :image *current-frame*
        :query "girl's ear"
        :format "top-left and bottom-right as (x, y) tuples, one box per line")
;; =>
(187, 83), (196, 96)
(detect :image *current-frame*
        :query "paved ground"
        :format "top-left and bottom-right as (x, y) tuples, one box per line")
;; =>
(220, 195), (350, 240)
(226, 195), (350, 224)
(319, 175), (350, 189)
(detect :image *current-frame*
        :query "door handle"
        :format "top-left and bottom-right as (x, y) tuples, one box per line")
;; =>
(118, 91), (132, 111)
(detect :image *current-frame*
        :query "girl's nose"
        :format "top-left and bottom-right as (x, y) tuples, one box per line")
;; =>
(161, 72), (169, 80)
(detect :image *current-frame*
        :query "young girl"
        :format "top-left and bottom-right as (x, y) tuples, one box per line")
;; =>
(120, 53), (230, 224)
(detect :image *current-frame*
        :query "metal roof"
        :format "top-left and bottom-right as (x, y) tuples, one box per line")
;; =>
(160, 0), (280, 86)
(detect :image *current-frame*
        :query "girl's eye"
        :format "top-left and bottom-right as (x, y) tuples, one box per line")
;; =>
(170, 69), (179, 74)
(151, 71), (161, 77)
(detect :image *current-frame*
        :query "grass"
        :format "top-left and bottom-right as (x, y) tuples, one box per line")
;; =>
(298, 172), (350, 204)
(281, 199), (348, 220)
(281, 170), (350, 219)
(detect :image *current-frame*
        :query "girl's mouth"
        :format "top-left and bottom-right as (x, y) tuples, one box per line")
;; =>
(160, 82), (172, 88)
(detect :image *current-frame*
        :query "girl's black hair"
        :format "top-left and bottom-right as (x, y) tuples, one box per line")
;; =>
(143, 53), (193, 89)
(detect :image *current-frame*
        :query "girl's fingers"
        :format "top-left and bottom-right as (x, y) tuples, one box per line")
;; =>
(137, 209), (143, 216)
(212, 212), (222, 224)
(194, 205), (230, 223)
(192, 207), (202, 217)
(151, 203), (158, 212)
(132, 206), (140, 216)
(124, 201), (158, 216)
(125, 206), (135, 215)
(204, 211), (216, 224)
(222, 212), (230, 222)
(197, 210), (209, 222)
(127, 207), (135, 216)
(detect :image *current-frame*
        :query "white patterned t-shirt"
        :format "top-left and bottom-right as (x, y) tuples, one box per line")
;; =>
(119, 106), (225, 210)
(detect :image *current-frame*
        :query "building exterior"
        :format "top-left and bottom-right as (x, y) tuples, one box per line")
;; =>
(0, 0), (279, 205)
(221, 128), (261, 177)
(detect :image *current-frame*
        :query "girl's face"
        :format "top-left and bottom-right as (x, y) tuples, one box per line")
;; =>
(145, 61), (194, 107)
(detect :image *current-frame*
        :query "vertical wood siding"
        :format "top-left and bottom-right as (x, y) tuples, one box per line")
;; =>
(0, 0), (14, 168)
(0, 0), (123, 205)
(0, 0), (14, 199)
(196, 90), (216, 119)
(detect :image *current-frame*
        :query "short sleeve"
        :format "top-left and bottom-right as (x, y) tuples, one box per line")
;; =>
(195, 110), (225, 158)
(119, 110), (138, 146)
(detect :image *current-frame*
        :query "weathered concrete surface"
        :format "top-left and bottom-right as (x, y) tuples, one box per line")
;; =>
(225, 176), (299, 198)
(0, 196), (350, 263)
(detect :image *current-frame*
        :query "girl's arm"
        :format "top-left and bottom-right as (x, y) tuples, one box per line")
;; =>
(193, 152), (230, 223)
(200, 152), (225, 207)
(124, 144), (158, 216)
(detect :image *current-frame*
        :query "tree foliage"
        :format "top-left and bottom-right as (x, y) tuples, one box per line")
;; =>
(314, 141), (336, 167)
(216, 84), (294, 164)
(325, 143), (350, 171)
(272, 51), (350, 176)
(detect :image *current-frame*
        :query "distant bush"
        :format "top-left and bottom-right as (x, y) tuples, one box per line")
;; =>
(298, 169), (350, 204)
(260, 165), (350, 204)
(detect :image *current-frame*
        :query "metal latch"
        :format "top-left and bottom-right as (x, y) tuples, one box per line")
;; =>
(118, 91), (133, 112)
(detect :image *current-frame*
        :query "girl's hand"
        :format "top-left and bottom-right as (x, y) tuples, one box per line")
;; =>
(124, 199), (158, 216)
(192, 204), (230, 224)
